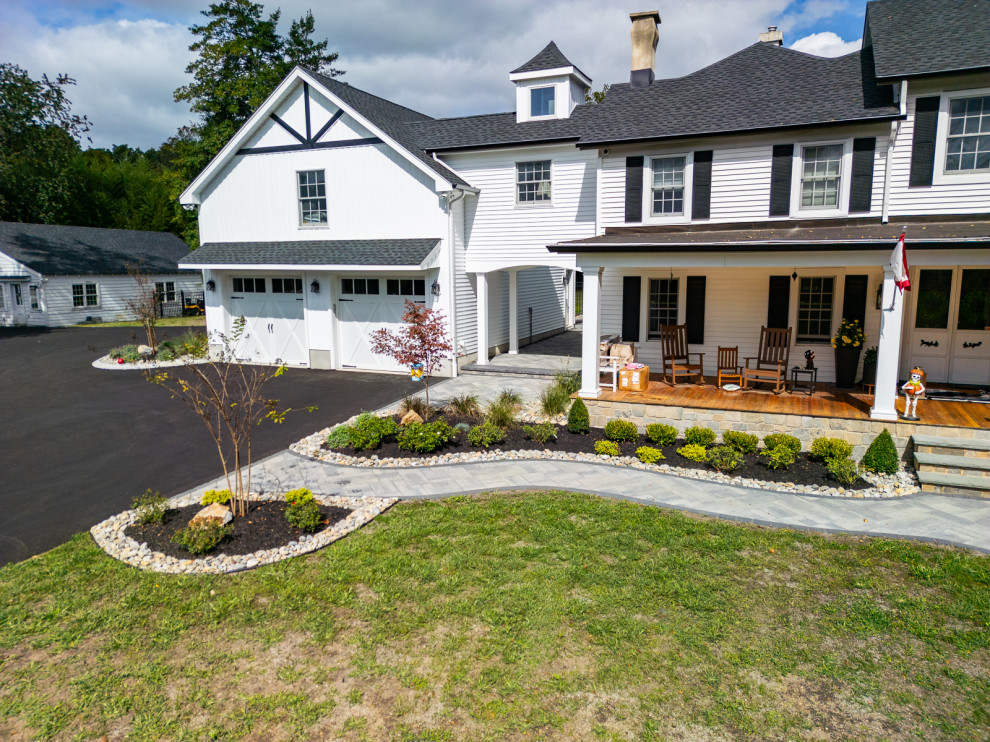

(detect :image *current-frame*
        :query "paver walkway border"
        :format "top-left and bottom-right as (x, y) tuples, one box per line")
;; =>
(182, 448), (990, 554)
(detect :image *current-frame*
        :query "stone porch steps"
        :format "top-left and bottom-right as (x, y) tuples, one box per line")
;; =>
(913, 435), (990, 498)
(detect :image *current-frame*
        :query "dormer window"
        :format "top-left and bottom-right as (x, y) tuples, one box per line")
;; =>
(531, 87), (555, 117)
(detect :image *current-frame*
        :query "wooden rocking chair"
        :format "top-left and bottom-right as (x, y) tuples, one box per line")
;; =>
(659, 324), (705, 385)
(742, 326), (791, 394)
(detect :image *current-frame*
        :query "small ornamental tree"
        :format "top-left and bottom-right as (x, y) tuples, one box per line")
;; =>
(147, 317), (307, 517)
(124, 262), (159, 353)
(370, 299), (452, 407)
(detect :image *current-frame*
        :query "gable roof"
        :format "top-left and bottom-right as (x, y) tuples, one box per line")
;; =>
(180, 238), (440, 269)
(575, 43), (900, 147)
(408, 111), (587, 152)
(0, 222), (192, 276)
(510, 41), (590, 81)
(866, 0), (990, 80)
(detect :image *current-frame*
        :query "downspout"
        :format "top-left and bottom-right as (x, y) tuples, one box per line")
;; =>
(881, 79), (908, 224)
(444, 184), (468, 379)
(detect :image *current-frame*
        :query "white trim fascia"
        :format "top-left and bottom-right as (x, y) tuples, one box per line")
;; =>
(178, 262), (427, 272)
(181, 67), (460, 204)
(509, 66), (592, 87)
(418, 242), (443, 270)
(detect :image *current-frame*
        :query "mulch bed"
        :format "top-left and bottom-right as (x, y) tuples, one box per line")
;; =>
(324, 413), (871, 490)
(126, 501), (353, 559)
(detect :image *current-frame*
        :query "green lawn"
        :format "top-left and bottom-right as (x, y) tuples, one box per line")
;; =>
(73, 316), (205, 328)
(1, 492), (987, 741)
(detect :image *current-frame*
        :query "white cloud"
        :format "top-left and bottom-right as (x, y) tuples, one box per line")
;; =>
(789, 31), (862, 57)
(1, 14), (196, 149)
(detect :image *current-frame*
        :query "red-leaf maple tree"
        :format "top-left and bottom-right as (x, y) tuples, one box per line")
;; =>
(370, 300), (452, 406)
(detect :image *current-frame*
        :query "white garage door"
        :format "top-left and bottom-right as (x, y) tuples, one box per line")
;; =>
(228, 276), (308, 366)
(336, 276), (426, 372)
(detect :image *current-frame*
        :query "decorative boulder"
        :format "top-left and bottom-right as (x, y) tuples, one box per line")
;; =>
(137, 344), (154, 357)
(189, 502), (233, 527)
(401, 410), (424, 425)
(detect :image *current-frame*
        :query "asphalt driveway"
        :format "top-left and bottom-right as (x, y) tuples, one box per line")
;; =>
(0, 326), (419, 566)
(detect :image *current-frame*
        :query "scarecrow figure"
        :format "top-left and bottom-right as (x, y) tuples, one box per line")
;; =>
(900, 366), (925, 421)
(409, 362), (425, 381)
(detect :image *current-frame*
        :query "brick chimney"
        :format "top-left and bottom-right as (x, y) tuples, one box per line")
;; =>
(758, 25), (784, 45)
(630, 11), (661, 88)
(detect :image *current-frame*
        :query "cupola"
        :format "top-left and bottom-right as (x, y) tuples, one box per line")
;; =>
(509, 41), (592, 123)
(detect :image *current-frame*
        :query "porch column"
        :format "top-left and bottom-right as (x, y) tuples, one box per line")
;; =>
(579, 267), (603, 398)
(507, 269), (519, 354)
(475, 271), (489, 366)
(870, 267), (906, 421)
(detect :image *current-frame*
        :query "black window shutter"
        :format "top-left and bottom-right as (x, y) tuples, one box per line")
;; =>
(769, 144), (794, 217)
(849, 138), (876, 213)
(909, 96), (940, 187)
(842, 274), (869, 327)
(685, 276), (706, 344)
(624, 156), (644, 222)
(767, 275), (790, 328)
(691, 150), (713, 220)
(621, 276), (641, 342)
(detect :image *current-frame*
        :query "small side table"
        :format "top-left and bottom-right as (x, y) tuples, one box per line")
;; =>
(790, 366), (818, 396)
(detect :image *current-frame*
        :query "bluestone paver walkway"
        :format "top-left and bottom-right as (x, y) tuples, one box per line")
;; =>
(182, 371), (990, 554)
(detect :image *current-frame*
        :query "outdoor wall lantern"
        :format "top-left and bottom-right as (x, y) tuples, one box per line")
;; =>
(431, 279), (441, 296)
(310, 280), (320, 294)
(206, 279), (216, 292)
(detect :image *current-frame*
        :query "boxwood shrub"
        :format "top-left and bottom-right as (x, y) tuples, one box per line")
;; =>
(645, 423), (677, 446)
(684, 426), (717, 447)
(722, 431), (758, 454)
(605, 419), (638, 442)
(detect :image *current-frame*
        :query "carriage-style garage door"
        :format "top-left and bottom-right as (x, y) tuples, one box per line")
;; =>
(228, 276), (308, 366)
(336, 276), (426, 372)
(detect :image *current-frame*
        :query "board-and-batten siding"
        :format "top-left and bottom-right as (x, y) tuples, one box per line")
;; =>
(442, 145), (594, 270)
(600, 267), (883, 384)
(600, 133), (888, 226)
(42, 274), (201, 327)
(887, 94), (990, 215)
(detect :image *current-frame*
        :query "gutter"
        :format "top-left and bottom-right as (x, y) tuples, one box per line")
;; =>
(548, 238), (990, 254)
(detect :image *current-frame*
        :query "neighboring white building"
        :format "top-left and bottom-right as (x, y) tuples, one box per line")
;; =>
(0, 222), (200, 328)
(179, 0), (989, 421)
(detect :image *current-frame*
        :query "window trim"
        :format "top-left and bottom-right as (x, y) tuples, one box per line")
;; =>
(795, 274), (837, 343)
(933, 86), (990, 185)
(792, 139), (851, 215)
(28, 285), (41, 312)
(529, 85), (557, 119)
(642, 151), (693, 224)
(515, 159), (553, 206)
(644, 273), (683, 341)
(71, 282), (100, 309)
(296, 169), (328, 228)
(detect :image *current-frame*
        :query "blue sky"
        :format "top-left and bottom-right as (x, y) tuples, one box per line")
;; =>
(1, 1), (871, 149)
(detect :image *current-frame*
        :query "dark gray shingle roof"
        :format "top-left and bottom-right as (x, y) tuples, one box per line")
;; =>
(0, 222), (192, 276)
(510, 41), (590, 81)
(306, 70), (468, 187)
(181, 239), (441, 267)
(575, 43), (900, 146)
(866, 0), (990, 80)
(408, 111), (585, 152)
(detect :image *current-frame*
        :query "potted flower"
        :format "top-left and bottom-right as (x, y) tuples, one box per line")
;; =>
(831, 318), (865, 389)
(860, 346), (878, 387)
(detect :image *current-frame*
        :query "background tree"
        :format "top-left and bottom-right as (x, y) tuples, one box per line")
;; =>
(0, 63), (90, 223)
(370, 300), (453, 407)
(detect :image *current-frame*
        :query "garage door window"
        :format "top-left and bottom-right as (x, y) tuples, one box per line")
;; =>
(386, 278), (425, 296)
(341, 278), (380, 295)
(233, 277), (265, 293)
(271, 278), (303, 294)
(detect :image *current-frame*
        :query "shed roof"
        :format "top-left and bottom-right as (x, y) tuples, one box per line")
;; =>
(0, 222), (192, 276)
(180, 238), (441, 268)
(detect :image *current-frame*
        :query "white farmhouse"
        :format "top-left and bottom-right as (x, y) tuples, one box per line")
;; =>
(179, 0), (989, 423)
(0, 222), (201, 327)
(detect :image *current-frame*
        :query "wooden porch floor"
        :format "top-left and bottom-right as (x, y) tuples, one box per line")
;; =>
(597, 377), (990, 430)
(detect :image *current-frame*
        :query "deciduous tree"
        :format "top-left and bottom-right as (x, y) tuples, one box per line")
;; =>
(370, 300), (453, 407)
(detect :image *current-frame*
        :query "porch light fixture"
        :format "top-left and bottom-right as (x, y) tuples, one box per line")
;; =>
(310, 279), (320, 294)
(791, 270), (798, 281)
(206, 279), (216, 292)
(431, 279), (441, 296)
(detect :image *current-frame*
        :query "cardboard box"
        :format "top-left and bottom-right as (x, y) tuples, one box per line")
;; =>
(619, 365), (650, 391)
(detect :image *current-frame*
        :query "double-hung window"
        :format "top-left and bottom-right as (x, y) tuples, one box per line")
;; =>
(72, 282), (99, 308)
(29, 286), (39, 310)
(298, 170), (327, 225)
(945, 95), (990, 172)
(647, 278), (679, 338)
(797, 277), (834, 341)
(516, 160), (551, 203)
(155, 281), (175, 302)
(530, 87), (555, 117)
(651, 157), (685, 215)
(800, 145), (842, 208)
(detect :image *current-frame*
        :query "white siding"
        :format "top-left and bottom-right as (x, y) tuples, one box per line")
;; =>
(599, 266), (884, 385)
(888, 88), (990, 216)
(451, 195), (478, 366)
(0, 252), (43, 327)
(41, 273), (202, 327)
(483, 266), (569, 353)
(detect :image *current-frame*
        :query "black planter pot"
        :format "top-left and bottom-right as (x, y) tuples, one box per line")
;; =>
(834, 346), (862, 389)
(860, 360), (877, 387)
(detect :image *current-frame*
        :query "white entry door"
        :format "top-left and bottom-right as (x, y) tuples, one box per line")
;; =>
(907, 267), (990, 385)
(335, 276), (426, 372)
(228, 276), (308, 366)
